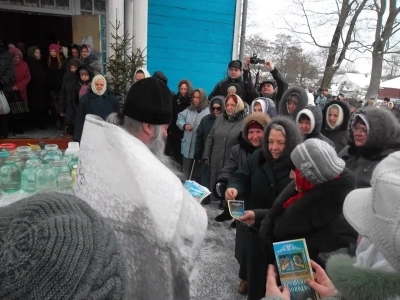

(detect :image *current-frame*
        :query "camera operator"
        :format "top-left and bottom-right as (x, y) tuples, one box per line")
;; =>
(243, 58), (288, 113)
(208, 60), (258, 105)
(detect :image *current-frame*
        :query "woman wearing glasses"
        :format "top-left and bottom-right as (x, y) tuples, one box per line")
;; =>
(339, 107), (400, 188)
(278, 86), (308, 120)
(194, 96), (225, 204)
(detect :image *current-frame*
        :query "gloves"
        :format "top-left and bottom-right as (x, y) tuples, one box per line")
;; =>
(213, 180), (227, 200)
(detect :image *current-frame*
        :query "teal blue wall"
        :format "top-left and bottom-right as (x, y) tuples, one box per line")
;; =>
(147, 0), (237, 95)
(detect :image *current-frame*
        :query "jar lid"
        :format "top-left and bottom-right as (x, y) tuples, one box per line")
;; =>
(29, 144), (41, 151)
(0, 143), (17, 150)
(72, 165), (78, 169)
(0, 149), (9, 158)
(68, 142), (80, 150)
(45, 144), (59, 150)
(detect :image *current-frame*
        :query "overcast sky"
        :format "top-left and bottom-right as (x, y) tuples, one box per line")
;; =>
(247, 0), (373, 73)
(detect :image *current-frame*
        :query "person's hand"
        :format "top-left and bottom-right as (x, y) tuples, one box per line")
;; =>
(264, 60), (275, 72)
(12, 86), (18, 91)
(306, 260), (338, 298)
(202, 158), (210, 165)
(184, 124), (193, 131)
(194, 153), (202, 162)
(243, 57), (250, 70)
(60, 113), (65, 117)
(225, 188), (238, 200)
(265, 264), (290, 299)
(239, 210), (255, 225)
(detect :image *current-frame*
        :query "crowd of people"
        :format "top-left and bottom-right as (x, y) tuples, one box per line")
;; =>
(1, 47), (400, 300)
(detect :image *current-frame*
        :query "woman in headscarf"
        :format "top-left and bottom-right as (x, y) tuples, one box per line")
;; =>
(250, 97), (277, 117)
(203, 93), (248, 207)
(278, 86), (308, 120)
(177, 88), (210, 181)
(80, 44), (102, 76)
(26, 46), (48, 129)
(194, 95), (225, 204)
(9, 47), (31, 134)
(74, 75), (119, 143)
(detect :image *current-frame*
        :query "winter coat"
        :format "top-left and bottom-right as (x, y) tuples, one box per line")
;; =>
(227, 116), (303, 300)
(177, 107), (210, 158)
(339, 107), (400, 188)
(259, 168), (357, 266)
(74, 89), (119, 142)
(74, 115), (208, 300)
(0, 48), (15, 94)
(26, 56), (48, 112)
(58, 71), (80, 125)
(322, 100), (350, 153)
(75, 64), (95, 100)
(208, 75), (258, 105)
(82, 54), (102, 75)
(47, 59), (66, 92)
(257, 68), (289, 110)
(297, 105), (335, 148)
(279, 86), (308, 120)
(250, 97), (277, 117)
(11, 59), (30, 102)
(203, 109), (247, 202)
(315, 95), (327, 110)
(262, 254), (400, 300)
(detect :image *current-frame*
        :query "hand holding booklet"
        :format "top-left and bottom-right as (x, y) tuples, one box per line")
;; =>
(183, 180), (211, 203)
(273, 239), (319, 300)
(227, 200), (245, 219)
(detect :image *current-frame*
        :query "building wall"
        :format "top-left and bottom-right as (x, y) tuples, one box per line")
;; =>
(147, 0), (237, 94)
(378, 88), (400, 99)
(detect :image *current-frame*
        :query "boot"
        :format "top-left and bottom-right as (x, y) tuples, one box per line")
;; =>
(215, 207), (232, 222)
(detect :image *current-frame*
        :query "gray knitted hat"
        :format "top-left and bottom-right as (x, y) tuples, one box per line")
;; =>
(0, 192), (126, 299)
(291, 138), (345, 184)
(343, 151), (400, 271)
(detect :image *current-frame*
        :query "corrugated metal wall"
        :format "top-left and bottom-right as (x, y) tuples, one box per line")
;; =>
(147, 0), (237, 94)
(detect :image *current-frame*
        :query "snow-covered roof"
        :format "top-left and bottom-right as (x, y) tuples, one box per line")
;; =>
(380, 76), (400, 89)
(342, 73), (371, 89)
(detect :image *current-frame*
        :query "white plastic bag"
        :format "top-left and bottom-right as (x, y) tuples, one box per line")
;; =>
(0, 91), (10, 115)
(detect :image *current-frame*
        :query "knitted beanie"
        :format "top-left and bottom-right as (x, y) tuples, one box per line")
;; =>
(291, 138), (345, 184)
(48, 43), (60, 54)
(123, 77), (173, 125)
(228, 60), (242, 70)
(0, 193), (126, 299)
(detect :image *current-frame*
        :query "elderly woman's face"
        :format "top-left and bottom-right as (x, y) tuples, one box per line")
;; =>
(352, 121), (368, 147)
(225, 98), (236, 115)
(268, 128), (286, 159)
(94, 78), (105, 92)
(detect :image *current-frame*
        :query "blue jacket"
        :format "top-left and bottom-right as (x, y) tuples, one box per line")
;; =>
(177, 107), (210, 158)
(315, 96), (327, 111)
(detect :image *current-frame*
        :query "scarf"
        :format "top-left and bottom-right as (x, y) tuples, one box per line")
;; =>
(223, 109), (247, 122)
(188, 89), (208, 111)
(356, 237), (396, 272)
(283, 169), (316, 208)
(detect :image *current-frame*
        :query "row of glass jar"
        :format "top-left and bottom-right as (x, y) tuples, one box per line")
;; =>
(0, 157), (78, 194)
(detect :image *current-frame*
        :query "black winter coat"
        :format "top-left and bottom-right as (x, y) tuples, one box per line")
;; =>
(47, 59), (66, 92)
(257, 68), (289, 110)
(58, 71), (80, 125)
(0, 48), (15, 94)
(259, 168), (358, 267)
(26, 57), (48, 112)
(74, 89), (119, 142)
(208, 76), (258, 105)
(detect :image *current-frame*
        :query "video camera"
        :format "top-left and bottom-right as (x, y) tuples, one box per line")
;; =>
(250, 54), (265, 65)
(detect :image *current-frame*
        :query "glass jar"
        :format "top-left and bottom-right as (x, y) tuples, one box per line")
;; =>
(68, 156), (79, 171)
(36, 163), (57, 192)
(52, 160), (70, 175)
(43, 151), (62, 164)
(21, 161), (37, 193)
(1, 143), (17, 156)
(57, 173), (73, 193)
(7, 155), (25, 171)
(17, 146), (33, 164)
(0, 149), (9, 167)
(26, 156), (42, 168)
(45, 144), (62, 156)
(0, 160), (21, 193)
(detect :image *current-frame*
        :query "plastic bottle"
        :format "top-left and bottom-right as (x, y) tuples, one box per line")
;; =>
(0, 160), (21, 193)
(64, 142), (80, 158)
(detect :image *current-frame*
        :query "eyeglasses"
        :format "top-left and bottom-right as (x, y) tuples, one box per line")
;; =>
(212, 106), (221, 111)
(352, 125), (368, 136)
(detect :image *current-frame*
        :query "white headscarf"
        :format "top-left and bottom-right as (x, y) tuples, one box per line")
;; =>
(91, 75), (107, 96)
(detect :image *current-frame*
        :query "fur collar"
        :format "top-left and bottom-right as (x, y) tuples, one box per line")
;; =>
(237, 133), (257, 154)
(327, 254), (400, 300)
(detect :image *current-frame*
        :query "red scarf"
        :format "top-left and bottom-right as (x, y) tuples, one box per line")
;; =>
(283, 169), (316, 208)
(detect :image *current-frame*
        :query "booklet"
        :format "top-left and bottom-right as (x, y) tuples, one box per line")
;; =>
(273, 239), (319, 300)
(227, 200), (245, 219)
(183, 180), (211, 204)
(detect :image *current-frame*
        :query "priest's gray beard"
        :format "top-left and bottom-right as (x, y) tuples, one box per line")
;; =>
(147, 125), (186, 182)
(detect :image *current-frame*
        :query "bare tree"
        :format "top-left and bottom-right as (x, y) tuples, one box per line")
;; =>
(284, 0), (368, 89)
(383, 53), (400, 79)
(364, 0), (400, 99)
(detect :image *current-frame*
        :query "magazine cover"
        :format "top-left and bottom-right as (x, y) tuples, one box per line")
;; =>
(227, 200), (245, 219)
(273, 239), (319, 300)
